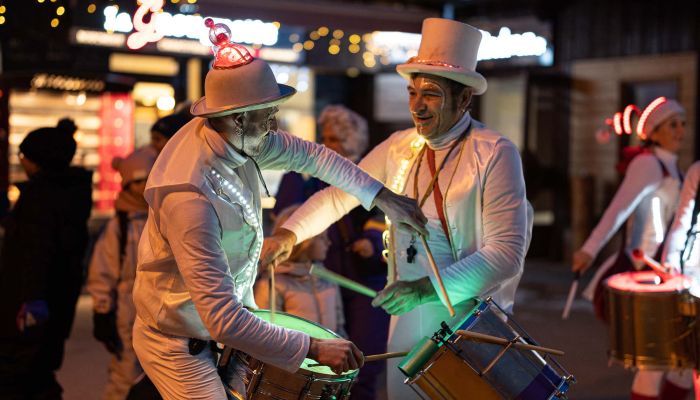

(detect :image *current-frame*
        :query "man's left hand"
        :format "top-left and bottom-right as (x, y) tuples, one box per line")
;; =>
(371, 277), (438, 315)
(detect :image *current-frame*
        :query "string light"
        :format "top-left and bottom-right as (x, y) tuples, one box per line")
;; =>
(349, 34), (361, 44)
(318, 26), (329, 36)
(637, 96), (667, 140)
(56, 6), (65, 15)
(328, 44), (340, 55)
(0, 16), (5, 25)
(292, 42), (303, 52)
(332, 29), (344, 39)
(309, 31), (320, 40)
(51, 18), (59, 28)
(289, 33), (299, 42)
(0, 6), (6, 13)
(303, 40), (314, 50)
(612, 112), (623, 135)
(87, 3), (96, 13)
(349, 43), (360, 53)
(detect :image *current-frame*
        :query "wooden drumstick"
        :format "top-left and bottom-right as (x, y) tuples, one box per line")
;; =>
(269, 264), (276, 323)
(631, 249), (673, 276)
(309, 351), (409, 367)
(419, 235), (455, 317)
(456, 330), (565, 357)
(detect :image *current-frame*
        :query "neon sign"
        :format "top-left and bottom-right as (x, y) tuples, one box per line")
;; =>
(126, 0), (164, 50)
(103, 5), (279, 48)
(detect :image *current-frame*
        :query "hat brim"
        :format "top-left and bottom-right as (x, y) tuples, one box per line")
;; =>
(397, 64), (487, 95)
(190, 84), (297, 118)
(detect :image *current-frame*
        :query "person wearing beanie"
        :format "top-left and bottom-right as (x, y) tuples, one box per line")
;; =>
(263, 18), (533, 399)
(572, 97), (687, 400)
(87, 146), (157, 400)
(150, 112), (192, 154)
(0, 122), (93, 399)
(254, 204), (346, 335)
(272, 104), (389, 399)
(131, 19), (426, 399)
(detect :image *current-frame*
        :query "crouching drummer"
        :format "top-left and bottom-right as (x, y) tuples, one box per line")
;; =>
(131, 20), (427, 400)
(261, 18), (532, 399)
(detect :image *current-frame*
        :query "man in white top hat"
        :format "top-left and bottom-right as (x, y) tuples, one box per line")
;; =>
(131, 20), (427, 400)
(262, 18), (532, 399)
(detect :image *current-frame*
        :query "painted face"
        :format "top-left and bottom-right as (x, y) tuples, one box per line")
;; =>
(239, 106), (279, 156)
(407, 75), (466, 139)
(650, 114), (686, 154)
(306, 231), (331, 262)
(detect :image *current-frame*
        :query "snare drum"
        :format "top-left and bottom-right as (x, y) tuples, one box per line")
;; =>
(606, 271), (698, 370)
(227, 310), (358, 399)
(399, 298), (574, 400)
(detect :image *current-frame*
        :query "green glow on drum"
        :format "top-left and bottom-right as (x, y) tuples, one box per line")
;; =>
(253, 309), (356, 376)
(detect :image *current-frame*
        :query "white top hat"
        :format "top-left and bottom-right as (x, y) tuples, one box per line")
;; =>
(191, 19), (295, 118)
(397, 18), (487, 95)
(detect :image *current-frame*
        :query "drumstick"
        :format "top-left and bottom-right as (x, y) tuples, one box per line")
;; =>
(561, 271), (580, 320)
(269, 264), (276, 323)
(631, 249), (673, 276)
(456, 330), (565, 357)
(309, 351), (409, 367)
(419, 235), (455, 317)
(309, 264), (378, 298)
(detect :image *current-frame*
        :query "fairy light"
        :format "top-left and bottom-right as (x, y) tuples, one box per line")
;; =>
(637, 96), (667, 140)
(289, 33), (299, 42)
(318, 26), (329, 36)
(623, 104), (640, 135)
(349, 43), (360, 53)
(51, 18), (59, 28)
(0, 16), (5, 25)
(208, 168), (262, 301)
(87, 3), (96, 13)
(328, 44), (340, 55)
(349, 34), (361, 44)
(56, 6), (65, 15)
(309, 31), (320, 40)
(303, 40), (314, 50)
(613, 112), (623, 136)
(292, 42), (303, 52)
(0, 6), (6, 13)
(332, 29), (344, 39)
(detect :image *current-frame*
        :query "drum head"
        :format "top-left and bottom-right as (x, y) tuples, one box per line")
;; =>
(252, 309), (357, 376)
(606, 271), (691, 293)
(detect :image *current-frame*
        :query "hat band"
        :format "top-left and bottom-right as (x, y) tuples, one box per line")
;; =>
(408, 57), (462, 69)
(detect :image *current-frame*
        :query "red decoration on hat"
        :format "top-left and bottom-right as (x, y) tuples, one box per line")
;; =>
(622, 104), (640, 135)
(637, 96), (667, 140)
(204, 18), (254, 69)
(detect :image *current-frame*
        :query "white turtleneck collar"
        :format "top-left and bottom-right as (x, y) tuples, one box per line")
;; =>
(422, 112), (472, 150)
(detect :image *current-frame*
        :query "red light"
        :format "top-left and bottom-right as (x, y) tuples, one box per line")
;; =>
(622, 104), (640, 135)
(613, 112), (623, 135)
(637, 97), (667, 140)
(205, 19), (254, 69)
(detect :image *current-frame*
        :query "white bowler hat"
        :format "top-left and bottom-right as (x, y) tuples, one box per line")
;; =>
(191, 19), (295, 117)
(397, 18), (487, 95)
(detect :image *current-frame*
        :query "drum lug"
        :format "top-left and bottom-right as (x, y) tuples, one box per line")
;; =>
(432, 322), (454, 344)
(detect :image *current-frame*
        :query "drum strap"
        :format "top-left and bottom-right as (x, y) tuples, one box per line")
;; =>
(680, 178), (700, 272)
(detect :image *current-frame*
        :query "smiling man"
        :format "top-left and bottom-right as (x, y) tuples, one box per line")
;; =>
(261, 18), (532, 399)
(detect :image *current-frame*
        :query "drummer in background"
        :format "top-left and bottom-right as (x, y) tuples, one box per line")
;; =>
(261, 18), (532, 399)
(572, 98), (687, 400)
(131, 20), (427, 400)
(255, 204), (346, 336)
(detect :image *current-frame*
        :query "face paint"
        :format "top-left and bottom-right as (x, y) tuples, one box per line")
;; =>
(407, 75), (464, 139)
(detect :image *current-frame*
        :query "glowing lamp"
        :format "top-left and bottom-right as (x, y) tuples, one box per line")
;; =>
(205, 18), (254, 69)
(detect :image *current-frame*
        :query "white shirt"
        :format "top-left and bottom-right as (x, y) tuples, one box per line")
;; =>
(663, 161), (700, 273)
(581, 147), (682, 262)
(133, 118), (383, 372)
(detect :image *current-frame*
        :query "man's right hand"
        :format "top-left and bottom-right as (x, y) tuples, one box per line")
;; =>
(259, 228), (297, 270)
(307, 337), (364, 375)
(372, 187), (428, 238)
(572, 250), (594, 273)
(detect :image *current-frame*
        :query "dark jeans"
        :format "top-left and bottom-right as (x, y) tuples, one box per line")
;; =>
(343, 275), (390, 400)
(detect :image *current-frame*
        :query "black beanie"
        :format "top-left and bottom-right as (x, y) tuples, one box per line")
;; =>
(151, 112), (192, 139)
(19, 124), (77, 170)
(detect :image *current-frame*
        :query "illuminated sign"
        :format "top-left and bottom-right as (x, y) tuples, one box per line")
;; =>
(367, 27), (550, 64)
(103, 5), (279, 47)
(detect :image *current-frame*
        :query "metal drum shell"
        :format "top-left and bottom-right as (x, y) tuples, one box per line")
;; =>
(607, 284), (699, 370)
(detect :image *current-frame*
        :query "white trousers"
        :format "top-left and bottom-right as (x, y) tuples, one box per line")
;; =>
(632, 369), (694, 396)
(132, 317), (228, 400)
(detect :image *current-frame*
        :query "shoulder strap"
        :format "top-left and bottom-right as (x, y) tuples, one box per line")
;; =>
(653, 156), (670, 178)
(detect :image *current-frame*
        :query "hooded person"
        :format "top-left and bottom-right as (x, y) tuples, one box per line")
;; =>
(262, 18), (534, 399)
(130, 18), (427, 400)
(87, 146), (157, 400)
(573, 97), (688, 400)
(0, 120), (93, 399)
(150, 112), (193, 154)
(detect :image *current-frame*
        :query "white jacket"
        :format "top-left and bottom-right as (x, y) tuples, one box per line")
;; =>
(133, 118), (382, 372)
(663, 161), (700, 276)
